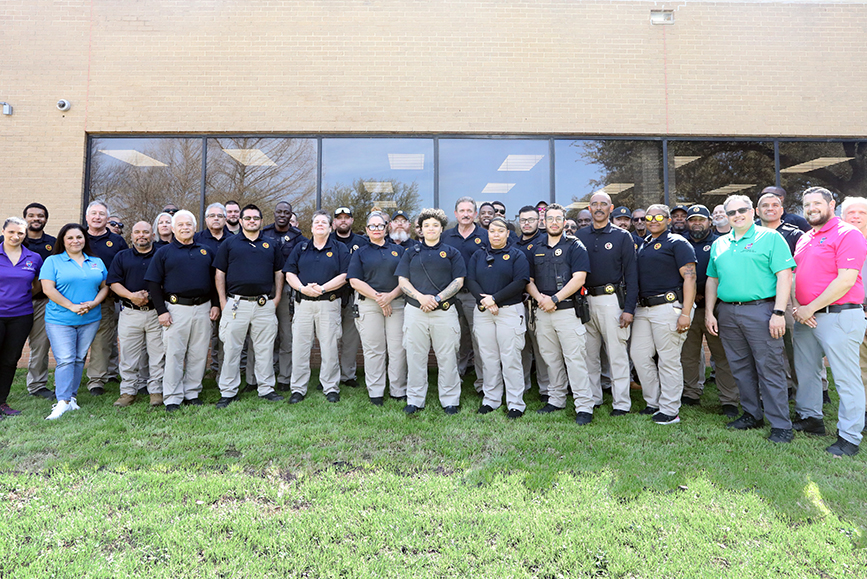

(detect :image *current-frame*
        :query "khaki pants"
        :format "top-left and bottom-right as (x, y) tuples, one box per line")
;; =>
(218, 298), (278, 398)
(403, 305), (461, 408)
(291, 299), (342, 395)
(162, 302), (211, 405)
(456, 290), (484, 390)
(681, 306), (739, 406)
(630, 302), (691, 417)
(474, 304), (526, 412)
(86, 299), (119, 390)
(521, 303), (549, 394)
(355, 296), (407, 398)
(585, 294), (632, 411)
(118, 307), (165, 396)
(275, 285), (294, 384)
(25, 297), (50, 393)
(339, 300), (360, 382)
(534, 307), (593, 413)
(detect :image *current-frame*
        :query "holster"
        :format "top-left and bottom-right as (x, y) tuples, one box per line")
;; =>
(574, 294), (590, 324)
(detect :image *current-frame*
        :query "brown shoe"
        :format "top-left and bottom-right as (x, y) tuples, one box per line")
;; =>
(149, 393), (164, 407)
(113, 394), (136, 407)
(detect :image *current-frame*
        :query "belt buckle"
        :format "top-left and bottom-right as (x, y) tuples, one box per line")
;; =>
(169, 294), (179, 304)
(665, 292), (676, 303)
(141, 305), (150, 311)
(257, 296), (267, 306)
(442, 301), (450, 311)
(604, 284), (615, 294)
(329, 293), (337, 302)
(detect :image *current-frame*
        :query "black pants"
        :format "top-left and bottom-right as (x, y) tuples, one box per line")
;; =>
(0, 314), (34, 404)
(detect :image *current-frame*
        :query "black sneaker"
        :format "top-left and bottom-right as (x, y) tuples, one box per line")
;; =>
(575, 412), (593, 425)
(721, 404), (739, 419)
(326, 392), (340, 403)
(90, 387), (105, 397)
(183, 398), (203, 406)
(30, 388), (56, 400)
(276, 382), (291, 392)
(681, 396), (700, 406)
(370, 397), (384, 406)
(259, 392), (284, 402)
(343, 378), (360, 388)
(390, 394), (407, 401)
(288, 392), (305, 404)
(443, 405), (460, 415)
(826, 435), (859, 456)
(165, 404), (181, 412)
(610, 409), (629, 417)
(477, 404), (495, 415)
(539, 394), (549, 404)
(316, 382), (323, 391)
(726, 413), (764, 430)
(768, 428), (794, 443)
(137, 385), (148, 396)
(403, 404), (422, 415)
(536, 403), (565, 414)
(823, 390), (831, 405)
(506, 409), (524, 419)
(792, 416), (826, 436)
(638, 406), (659, 416)
(215, 396), (236, 409)
(653, 413), (680, 425)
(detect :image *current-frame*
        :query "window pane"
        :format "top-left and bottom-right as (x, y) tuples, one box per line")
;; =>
(780, 141), (867, 206)
(556, 140), (663, 213)
(322, 138), (433, 231)
(88, 136), (202, 229)
(669, 141), (774, 208)
(205, 137), (317, 230)
(439, 139), (549, 222)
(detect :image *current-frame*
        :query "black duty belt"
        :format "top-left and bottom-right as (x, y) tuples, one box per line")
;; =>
(816, 303), (862, 314)
(298, 290), (340, 302)
(586, 284), (622, 297)
(721, 297), (774, 306)
(229, 294), (270, 306)
(638, 291), (681, 308)
(534, 299), (575, 311)
(121, 299), (155, 311)
(167, 295), (210, 306)
(407, 297), (453, 312)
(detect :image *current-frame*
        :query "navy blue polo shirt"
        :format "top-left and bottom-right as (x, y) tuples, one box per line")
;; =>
(387, 236), (420, 250)
(107, 246), (157, 295)
(576, 224), (639, 314)
(87, 229), (128, 272)
(262, 224), (307, 265)
(330, 231), (367, 255)
(193, 227), (233, 256)
(632, 231), (645, 252)
(528, 235), (592, 296)
(154, 239), (170, 250)
(516, 231), (544, 260)
(685, 230), (718, 297)
(783, 211), (810, 232)
(466, 243), (530, 307)
(145, 239), (216, 314)
(347, 241), (405, 293)
(23, 233), (57, 261)
(773, 222), (803, 256)
(214, 233), (283, 296)
(395, 240), (466, 300)
(442, 225), (489, 267)
(283, 237), (350, 286)
(636, 232), (696, 298)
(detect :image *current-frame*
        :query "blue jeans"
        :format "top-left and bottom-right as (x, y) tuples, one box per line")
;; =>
(45, 321), (101, 402)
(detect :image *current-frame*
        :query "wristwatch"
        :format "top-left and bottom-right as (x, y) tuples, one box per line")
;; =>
(772, 309), (785, 317)
(435, 295), (442, 304)
(551, 295), (560, 305)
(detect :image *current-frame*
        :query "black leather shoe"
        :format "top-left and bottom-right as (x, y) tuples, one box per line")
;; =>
(536, 403), (565, 414)
(326, 392), (340, 403)
(288, 392), (305, 404)
(390, 394), (407, 401)
(507, 409), (524, 419)
(165, 404), (181, 412)
(183, 398), (203, 406)
(823, 390), (832, 405)
(316, 382), (323, 391)
(477, 404), (495, 415)
(575, 412), (593, 425)
(276, 382), (291, 392)
(343, 378), (359, 388)
(443, 405), (460, 415)
(215, 396), (236, 409)
(30, 388), (56, 400)
(539, 394), (549, 404)
(137, 385), (148, 396)
(403, 404), (422, 415)
(610, 409), (629, 417)
(260, 392), (284, 402)
(768, 428), (794, 443)
(638, 406), (659, 415)
(726, 413), (764, 430)
(370, 397), (384, 406)
(793, 416), (826, 435)
(721, 404), (739, 418)
(90, 387), (105, 397)
(826, 435), (859, 456)
(681, 396), (700, 406)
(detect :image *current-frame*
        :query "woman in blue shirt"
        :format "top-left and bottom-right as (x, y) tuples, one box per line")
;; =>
(0, 217), (43, 417)
(40, 223), (109, 420)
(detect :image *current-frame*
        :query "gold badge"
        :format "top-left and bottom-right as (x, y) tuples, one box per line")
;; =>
(46, 244), (52, 251)
(329, 293), (337, 301)
(200, 249), (207, 255)
(439, 251), (447, 258)
(263, 242), (269, 249)
(503, 254), (510, 260)
(554, 248), (563, 256)
(474, 238), (481, 244)
(634, 243), (638, 250)
(527, 244), (533, 250)
(106, 241), (113, 248)
(604, 284), (615, 294)
(284, 235), (291, 242)
(391, 251), (399, 257)
(654, 243), (662, 250)
(327, 252), (333, 257)
(442, 301), (450, 310)
(169, 295), (178, 304)
(605, 242), (613, 250)
(353, 245), (359, 251)
(665, 292), (676, 302)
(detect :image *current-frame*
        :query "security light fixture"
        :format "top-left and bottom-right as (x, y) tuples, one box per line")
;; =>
(99, 150), (167, 167)
(498, 155), (544, 172)
(482, 183), (516, 194)
(388, 154), (425, 170)
(650, 10), (674, 25)
(780, 157), (854, 173)
(1, 102), (11, 115)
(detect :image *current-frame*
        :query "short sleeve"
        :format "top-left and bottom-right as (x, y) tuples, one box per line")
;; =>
(395, 249), (413, 278)
(768, 231), (795, 273)
(39, 255), (57, 281)
(513, 250), (531, 283)
(706, 242), (719, 278)
(347, 250), (363, 281)
(834, 228), (867, 271)
(450, 247), (467, 279)
(213, 240), (230, 272)
(282, 244), (302, 274)
(144, 252), (166, 283)
(106, 253), (125, 285)
(568, 240), (592, 274)
(337, 244), (350, 274)
(672, 237), (697, 269)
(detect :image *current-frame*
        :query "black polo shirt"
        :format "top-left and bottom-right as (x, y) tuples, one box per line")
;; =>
(87, 229), (128, 272)
(347, 241), (405, 293)
(22, 233), (57, 261)
(386, 235), (420, 250)
(214, 233), (283, 297)
(442, 224), (489, 267)
(283, 237), (350, 286)
(631, 231), (645, 252)
(466, 243), (530, 306)
(193, 227), (233, 256)
(262, 224), (307, 265)
(782, 211), (810, 232)
(773, 222), (803, 256)
(576, 224), (639, 314)
(636, 232), (696, 298)
(528, 234), (592, 296)
(516, 231), (544, 261)
(107, 246), (157, 295)
(394, 240), (466, 302)
(330, 231), (367, 255)
(685, 230), (718, 300)
(145, 239), (216, 314)
(154, 239), (171, 250)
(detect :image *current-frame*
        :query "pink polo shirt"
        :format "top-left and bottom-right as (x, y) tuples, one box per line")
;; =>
(794, 216), (867, 306)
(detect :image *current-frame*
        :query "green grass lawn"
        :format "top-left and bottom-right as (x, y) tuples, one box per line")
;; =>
(1, 368), (865, 578)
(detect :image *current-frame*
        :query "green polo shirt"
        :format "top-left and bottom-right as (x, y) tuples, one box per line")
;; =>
(706, 224), (794, 302)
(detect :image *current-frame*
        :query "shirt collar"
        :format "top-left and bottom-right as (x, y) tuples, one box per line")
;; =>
(733, 223), (757, 242)
(813, 216), (840, 236)
(590, 223), (613, 234)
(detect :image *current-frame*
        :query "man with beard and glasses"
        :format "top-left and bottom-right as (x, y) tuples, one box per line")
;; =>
(331, 206), (366, 389)
(712, 205), (731, 235)
(679, 205), (738, 417)
(631, 208), (647, 250)
(792, 187), (867, 456)
(478, 202), (496, 230)
(670, 205), (689, 236)
(224, 200), (241, 235)
(387, 210), (418, 249)
(516, 205), (550, 402)
(563, 219), (579, 237)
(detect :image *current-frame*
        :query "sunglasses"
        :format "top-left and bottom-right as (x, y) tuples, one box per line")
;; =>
(645, 214), (667, 222)
(725, 207), (751, 217)
(108, 221), (124, 228)
(632, 217), (644, 222)
(493, 209), (506, 215)
(164, 209), (178, 215)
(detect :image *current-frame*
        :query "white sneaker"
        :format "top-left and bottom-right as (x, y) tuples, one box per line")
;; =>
(68, 397), (80, 411)
(46, 400), (70, 420)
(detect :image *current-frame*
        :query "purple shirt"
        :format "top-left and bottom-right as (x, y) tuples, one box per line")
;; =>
(0, 244), (43, 317)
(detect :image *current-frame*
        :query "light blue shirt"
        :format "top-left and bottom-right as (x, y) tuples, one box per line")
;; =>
(39, 252), (107, 326)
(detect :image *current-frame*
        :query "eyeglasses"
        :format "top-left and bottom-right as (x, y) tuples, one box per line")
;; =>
(367, 224), (386, 231)
(725, 207), (751, 217)
(632, 217), (644, 222)
(645, 214), (667, 222)
(205, 213), (225, 219)
(519, 217), (538, 224)
(241, 216), (262, 221)
(546, 216), (565, 223)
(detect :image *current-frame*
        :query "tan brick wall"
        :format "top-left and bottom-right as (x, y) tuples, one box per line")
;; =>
(2, 0), (866, 222)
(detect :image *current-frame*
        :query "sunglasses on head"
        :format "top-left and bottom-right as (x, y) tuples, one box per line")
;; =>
(725, 207), (751, 217)
(645, 214), (666, 222)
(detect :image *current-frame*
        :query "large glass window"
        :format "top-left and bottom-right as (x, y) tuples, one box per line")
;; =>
(321, 138), (433, 232)
(439, 139), (549, 223)
(556, 140), (663, 214)
(88, 137), (203, 229)
(780, 141), (867, 209)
